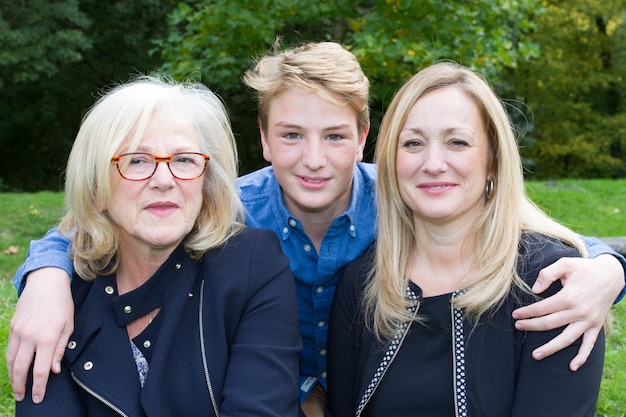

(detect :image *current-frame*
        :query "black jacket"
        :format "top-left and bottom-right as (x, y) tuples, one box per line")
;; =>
(17, 227), (302, 417)
(327, 233), (605, 417)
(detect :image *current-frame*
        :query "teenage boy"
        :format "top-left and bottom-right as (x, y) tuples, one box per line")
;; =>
(8, 42), (626, 417)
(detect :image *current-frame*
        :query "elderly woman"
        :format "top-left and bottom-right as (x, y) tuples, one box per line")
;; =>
(327, 62), (605, 416)
(15, 76), (301, 416)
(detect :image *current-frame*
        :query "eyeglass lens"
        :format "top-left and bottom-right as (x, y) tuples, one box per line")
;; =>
(116, 153), (207, 180)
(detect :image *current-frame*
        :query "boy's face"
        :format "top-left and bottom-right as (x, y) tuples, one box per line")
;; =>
(261, 90), (369, 220)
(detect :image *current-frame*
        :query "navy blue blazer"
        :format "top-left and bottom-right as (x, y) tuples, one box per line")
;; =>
(17, 227), (302, 417)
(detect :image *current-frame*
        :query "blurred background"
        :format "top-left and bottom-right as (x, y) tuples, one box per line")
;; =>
(1, 0), (625, 191)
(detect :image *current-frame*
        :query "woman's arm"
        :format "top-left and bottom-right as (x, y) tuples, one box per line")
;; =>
(511, 240), (604, 416)
(219, 231), (301, 417)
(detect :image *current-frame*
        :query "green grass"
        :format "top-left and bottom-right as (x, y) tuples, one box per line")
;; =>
(0, 182), (625, 416)
(526, 179), (626, 237)
(0, 192), (65, 280)
(0, 279), (16, 416)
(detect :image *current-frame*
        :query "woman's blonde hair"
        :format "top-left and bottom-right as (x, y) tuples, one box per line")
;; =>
(367, 62), (586, 340)
(59, 75), (244, 280)
(242, 41), (370, 136)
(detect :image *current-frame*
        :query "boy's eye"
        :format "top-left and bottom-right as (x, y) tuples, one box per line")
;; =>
(285, 132), (300, 139)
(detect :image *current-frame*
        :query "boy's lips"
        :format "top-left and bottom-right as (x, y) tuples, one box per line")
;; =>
(297, 175), (330, 189)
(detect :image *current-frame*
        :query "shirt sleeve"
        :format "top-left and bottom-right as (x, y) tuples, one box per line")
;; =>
(12, 227), (73, 295)
(580, 234), (626, 303)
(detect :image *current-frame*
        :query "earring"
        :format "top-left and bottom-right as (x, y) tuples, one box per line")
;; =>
(485, 179), (494, 202)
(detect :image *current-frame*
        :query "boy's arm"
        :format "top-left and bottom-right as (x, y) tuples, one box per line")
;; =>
(513, 235), (625, 371)
(8, 227), (74, 404)
(582, 235), (626, 302)
(12, 227), (73, 294)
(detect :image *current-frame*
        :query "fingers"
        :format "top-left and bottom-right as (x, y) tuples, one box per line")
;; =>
(530, 321), (585, 361)
(530, 257), (574, 294)
(512, 291), (573, 324)
(30, 347), (54, 404)
(6, 330), (26, 401)
(530, 323), (601, 372)
(568, 329), (599, 371)
(52, 326), (73, 375)
(7, 333), (35, 402)
(6, 268), (74, 403)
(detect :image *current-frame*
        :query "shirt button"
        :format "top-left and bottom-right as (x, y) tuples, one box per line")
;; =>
(104, 286), (114, 295)
(143, 340), (151, 348)
(282, 227), (289, 234)
(67, 341), (77, 349)
(349, 225), (355, 232)
(316, 286), (324, 294)
(320, 349), (327, 356)
(83, 361), (94, 371)
(321, 371), (327, 379)
(289, 219), (297, 227)
(317, 321), (325, 328)
(304, 244), (312, 252)
(124, 305), (132, 314)
(174, 263), (181, 270)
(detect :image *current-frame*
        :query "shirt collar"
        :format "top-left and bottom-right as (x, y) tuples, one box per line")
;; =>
(111, 243), (189, 326)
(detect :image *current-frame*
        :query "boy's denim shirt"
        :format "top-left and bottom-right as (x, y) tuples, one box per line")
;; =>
(237, 162), (377, 401)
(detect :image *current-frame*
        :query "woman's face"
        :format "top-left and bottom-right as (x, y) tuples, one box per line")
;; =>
(105, 112), (204, 256)
(396, 86), (490, 227)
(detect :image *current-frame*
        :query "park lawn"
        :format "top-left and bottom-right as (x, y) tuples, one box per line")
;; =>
(0, 191), (65, 280)
(0, 179), (625, 416)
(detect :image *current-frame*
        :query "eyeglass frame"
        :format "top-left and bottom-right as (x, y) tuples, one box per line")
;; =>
(111, 152), (211, 181)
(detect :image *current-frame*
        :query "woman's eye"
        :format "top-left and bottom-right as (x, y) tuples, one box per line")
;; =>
(450, 139), (469, 147)
(402, 139), (423, 148)
(129, 156), (150, 164)
(327, 134), (342, 141)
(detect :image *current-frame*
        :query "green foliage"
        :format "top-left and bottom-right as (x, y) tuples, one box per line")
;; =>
(153, 0), (542, 173)
(2, 0), (625, 190)
(510, 0), (626, 179)
(347, 0), (542, 104)
(0, 0), (91, 88)
(0, 0), (175, 191)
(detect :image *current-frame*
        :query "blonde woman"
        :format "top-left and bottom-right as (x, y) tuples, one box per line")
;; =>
(327, 62), (606, 416)
(15, 76), (301, 416)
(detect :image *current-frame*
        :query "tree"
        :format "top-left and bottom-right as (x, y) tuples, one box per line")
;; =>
(0, 0), (91, 88)
(154, 0), (541, 173)
(509, 0), (626, 178)
(0, 0), (545, 190)
(0, 0), (174, 190)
